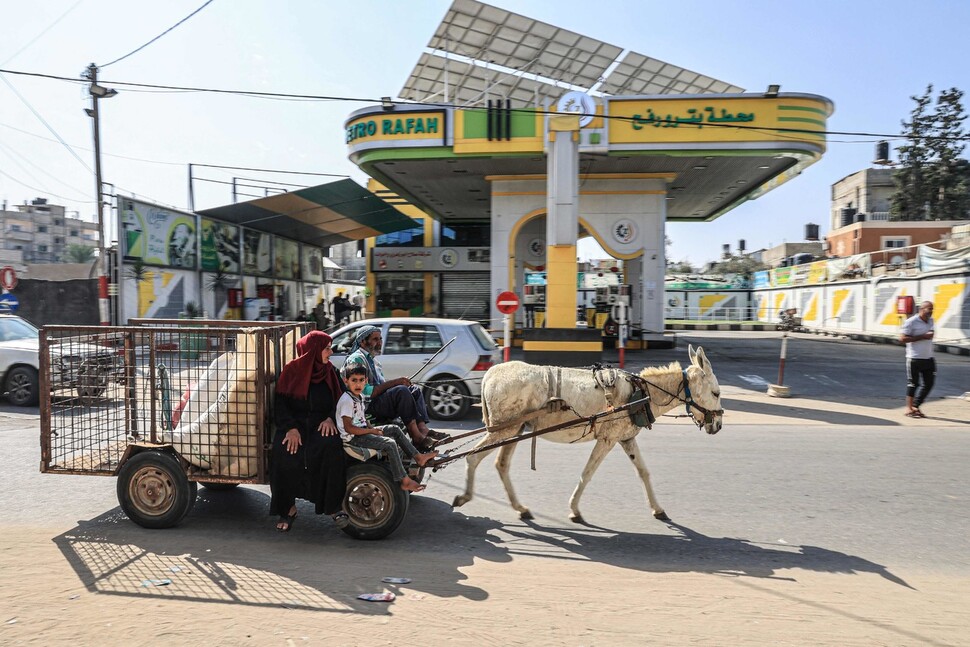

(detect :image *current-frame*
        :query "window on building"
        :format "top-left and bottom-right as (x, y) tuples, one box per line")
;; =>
(38, 225), (48, 233)
(70, 229), (79, 236)
(882, 237), (910, 249)
(54, 236), (64, 244)
(441, 223), (489, 246)
(375, 226), (424, 247)
(54, 219), (63, 225)
(38, 244), (48, 252)
(374, 273), (424, 315)
(10, 224), (21, 232)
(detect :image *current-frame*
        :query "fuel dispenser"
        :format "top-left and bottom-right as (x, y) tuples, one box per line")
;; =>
(523, 284), (546, 328)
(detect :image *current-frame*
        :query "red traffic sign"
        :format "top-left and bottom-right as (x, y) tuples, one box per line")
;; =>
(0, 266), (17, 291)
(496, 291), (520, 315)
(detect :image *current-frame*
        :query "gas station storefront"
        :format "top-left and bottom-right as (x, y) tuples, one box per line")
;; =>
(348, 93), (832, 362)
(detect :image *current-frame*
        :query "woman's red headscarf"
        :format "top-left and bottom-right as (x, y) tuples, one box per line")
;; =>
(276, 330), (343, 400)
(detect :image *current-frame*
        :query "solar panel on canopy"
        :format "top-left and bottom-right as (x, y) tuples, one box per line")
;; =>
(399, 0), (744, 107)
(599, 52), (744, 96)
(400, 52), (570, 107)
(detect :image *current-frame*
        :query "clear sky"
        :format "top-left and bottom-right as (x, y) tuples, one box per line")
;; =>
(1, 0), (968, 266)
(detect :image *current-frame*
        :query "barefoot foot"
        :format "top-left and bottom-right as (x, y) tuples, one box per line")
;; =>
(400, 476), (426, 492)
(415, 450), (439, 467)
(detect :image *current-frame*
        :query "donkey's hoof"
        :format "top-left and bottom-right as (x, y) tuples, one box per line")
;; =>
(654, 510), (671, 522)
(569, 513), (584, 524)
(518, 509), (534, 520)
(452, 495), (470, 508)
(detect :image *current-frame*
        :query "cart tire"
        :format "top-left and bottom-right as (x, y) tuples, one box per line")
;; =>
(199, 481), (239, 491)
(181, 481), (199, 521)
(341, 462), (409, 540)
(425, 377), (471, 421)
(117, 451), (192, 529)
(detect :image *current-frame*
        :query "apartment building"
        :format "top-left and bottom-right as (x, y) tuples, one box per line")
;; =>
(0, 198), (99, 263)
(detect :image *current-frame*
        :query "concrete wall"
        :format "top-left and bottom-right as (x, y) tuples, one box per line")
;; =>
(11, 278), (99, 326)
(669, 269), (969, 345)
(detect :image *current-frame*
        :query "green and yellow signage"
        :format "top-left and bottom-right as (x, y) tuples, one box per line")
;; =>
(345, 110), (446, 147)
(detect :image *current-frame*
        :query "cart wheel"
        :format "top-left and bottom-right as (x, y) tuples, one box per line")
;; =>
(76, 362), (106, 398)
(426, 377), (471, 421)
(116, 451), (192, 529)
(199, 481), (239, 491)
(341, 462), (409, 540)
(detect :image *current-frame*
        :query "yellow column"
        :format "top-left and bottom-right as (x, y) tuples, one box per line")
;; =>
(546, 245), (577, 328)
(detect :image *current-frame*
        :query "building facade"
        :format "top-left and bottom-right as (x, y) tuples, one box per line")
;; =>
(830, 168), (894, 230)
(0, 198), (99, 263)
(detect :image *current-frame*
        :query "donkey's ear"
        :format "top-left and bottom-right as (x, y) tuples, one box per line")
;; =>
(693, 346), (709, 371)
(688, 344), (696, 363)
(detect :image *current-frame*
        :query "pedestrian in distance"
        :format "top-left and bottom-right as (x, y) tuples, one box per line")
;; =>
(899, 300), (936, 418)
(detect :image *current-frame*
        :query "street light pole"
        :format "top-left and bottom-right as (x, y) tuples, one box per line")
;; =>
(85, 63), (117, 325)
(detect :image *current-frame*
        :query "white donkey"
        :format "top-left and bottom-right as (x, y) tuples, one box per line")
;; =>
(453, 345), (723, 523)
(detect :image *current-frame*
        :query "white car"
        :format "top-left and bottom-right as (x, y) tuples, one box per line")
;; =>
(0, 314), (121, 406)
(329, 317), (500, 420)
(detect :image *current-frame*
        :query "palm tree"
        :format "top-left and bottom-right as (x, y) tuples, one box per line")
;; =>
(62, 244), (95, 263)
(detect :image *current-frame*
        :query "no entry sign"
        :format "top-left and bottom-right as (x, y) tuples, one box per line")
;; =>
(0, 266), (17, 291)
(496, 291), (520, 315)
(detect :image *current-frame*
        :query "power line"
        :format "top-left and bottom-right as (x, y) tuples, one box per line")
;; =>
(101, 0), (216, 68)
(0, 167), (94, 203)
(0, 0), (85, 66)
(190, 163), (349, 177)
(0, 73), (93, 173)
(2, 66), (968, 142)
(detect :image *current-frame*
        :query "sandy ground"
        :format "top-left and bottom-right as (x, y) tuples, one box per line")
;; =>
(2, 517), (968, 647)
(2, 363), (967, 645)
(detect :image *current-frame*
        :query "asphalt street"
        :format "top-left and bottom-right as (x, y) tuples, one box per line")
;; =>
(1, 331), (968, 645)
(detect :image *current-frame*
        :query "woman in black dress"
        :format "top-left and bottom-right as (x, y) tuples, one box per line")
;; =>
(270, 330), (348, 531)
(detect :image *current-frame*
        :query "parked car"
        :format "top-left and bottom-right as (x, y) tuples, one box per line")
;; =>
(0, 314), (121, 406)
(329, 317), (500, 420)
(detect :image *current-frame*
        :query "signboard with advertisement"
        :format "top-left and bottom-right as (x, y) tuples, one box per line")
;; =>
(275, 237), (300, 280)
(199, 218), (240, 273)
(302, 245), (324, 283)
(120, 198), (197, 269)
(371, 247), (490, 272)
(241, 228), (273, 277)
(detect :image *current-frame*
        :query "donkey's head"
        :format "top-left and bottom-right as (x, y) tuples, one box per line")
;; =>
(684, 345), (723, 434)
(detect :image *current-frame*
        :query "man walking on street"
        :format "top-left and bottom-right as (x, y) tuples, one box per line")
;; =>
(900, 300), (936, 418)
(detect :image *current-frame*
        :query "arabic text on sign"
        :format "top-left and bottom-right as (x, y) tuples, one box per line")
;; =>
(630, 106), (756, 130)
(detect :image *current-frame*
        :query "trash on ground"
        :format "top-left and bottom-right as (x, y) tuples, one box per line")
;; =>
(381, 577), (411, 584)
(357, 593), (396, 602)
(169, 566), (182, 573)
(140, 578), (172, 587)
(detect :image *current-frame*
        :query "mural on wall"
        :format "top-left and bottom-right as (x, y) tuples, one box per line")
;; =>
(121, 198), (197, 269)
(125, 268), (200, 319)
(302, 245), (323, 283)
(275, 238), (300, 280)
(242, 229), (273, 277)
(200, 218), (240, 273)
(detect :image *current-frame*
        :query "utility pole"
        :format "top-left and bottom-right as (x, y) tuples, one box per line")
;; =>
(84, 63), (117, 325)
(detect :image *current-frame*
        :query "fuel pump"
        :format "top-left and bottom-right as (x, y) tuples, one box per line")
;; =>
(523, 284), (546, 328)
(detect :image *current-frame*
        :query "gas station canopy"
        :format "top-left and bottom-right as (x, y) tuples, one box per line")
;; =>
(354, 0), (831, 225)
(198, 178), (421, 248)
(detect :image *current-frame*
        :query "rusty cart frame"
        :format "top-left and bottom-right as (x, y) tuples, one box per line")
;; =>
(39, 320), (410, 540)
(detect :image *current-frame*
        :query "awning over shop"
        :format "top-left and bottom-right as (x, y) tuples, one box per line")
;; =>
(198, 178), (420, 247)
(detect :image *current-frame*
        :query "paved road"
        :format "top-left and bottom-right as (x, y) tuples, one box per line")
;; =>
(1, 332), (968, 645)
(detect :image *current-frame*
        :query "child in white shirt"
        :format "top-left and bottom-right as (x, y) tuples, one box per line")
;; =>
(336, 364), (437, 492)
